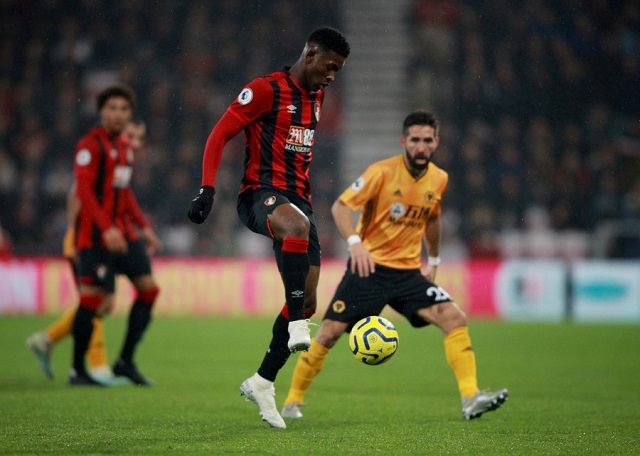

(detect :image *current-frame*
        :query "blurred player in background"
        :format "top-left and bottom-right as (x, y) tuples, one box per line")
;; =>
(69, 84), (161, 386)
(282, 111), (508, 421)
(187, 27), (350, 428)
(26, 119), (147, 385)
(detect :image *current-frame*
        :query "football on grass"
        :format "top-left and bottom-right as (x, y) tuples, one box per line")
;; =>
(348, 316), (399, 365)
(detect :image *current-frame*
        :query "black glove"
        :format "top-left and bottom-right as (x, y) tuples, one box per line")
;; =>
(188, 186), (215, 224)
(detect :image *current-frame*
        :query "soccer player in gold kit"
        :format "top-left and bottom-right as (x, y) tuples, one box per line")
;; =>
(282, 111), (508, 421)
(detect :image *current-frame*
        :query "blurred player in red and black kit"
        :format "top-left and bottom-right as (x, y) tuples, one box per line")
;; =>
(71, 84), (162, 386)
(188, 27), (350, 428)
(26, 119), (148, 385)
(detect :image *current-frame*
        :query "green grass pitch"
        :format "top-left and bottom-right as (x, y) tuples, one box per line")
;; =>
(1, 316), (639, 455)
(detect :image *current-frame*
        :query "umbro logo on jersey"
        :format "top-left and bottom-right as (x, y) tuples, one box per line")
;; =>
(287, 105), (297, 113)
(394, 189), (402, 196)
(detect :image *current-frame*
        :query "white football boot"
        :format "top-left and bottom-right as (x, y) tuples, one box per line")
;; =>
(26, 332), (53, 379)
(240, 374), (286, 429)
(287, 319), (311, 352)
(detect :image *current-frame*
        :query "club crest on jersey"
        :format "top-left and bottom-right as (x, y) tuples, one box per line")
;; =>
(264, 196), (277, 206)
(237, 88), (253, 105)
(390, 202), (405, 218)
(314, 102), (321, 121)
(424, 191), (435, 203)
(110, 149), (118, 159)
(351, 177), (365, 191)
(127, 149), (134, 163)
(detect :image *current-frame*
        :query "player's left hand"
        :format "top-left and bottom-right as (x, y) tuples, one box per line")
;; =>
(142, 226), (163, 255)
(424, 265), (437, 282)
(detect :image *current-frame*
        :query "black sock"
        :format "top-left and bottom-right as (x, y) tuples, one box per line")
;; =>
(280, 243), (309, 321)
(257, 314), (291, 382)
(119, 301), (152, 364)
(72, 306), (95, 375)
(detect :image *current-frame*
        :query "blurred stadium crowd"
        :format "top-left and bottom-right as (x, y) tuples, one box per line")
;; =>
(0, 0), (638, 259)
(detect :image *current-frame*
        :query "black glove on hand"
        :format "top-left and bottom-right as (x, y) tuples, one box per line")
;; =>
(188, 186), (215, 224)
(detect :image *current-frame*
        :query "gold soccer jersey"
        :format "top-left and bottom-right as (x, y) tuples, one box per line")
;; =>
(339, 155), (448, 270)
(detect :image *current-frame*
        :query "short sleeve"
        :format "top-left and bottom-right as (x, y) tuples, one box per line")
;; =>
(338, 165), (385, 211)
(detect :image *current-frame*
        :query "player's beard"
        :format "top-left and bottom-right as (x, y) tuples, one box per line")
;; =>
(404, 148), (430, 171)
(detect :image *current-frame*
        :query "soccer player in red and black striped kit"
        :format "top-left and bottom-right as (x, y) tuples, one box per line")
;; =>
(188, 27), (350, 428)
(71, 84), (162, 386)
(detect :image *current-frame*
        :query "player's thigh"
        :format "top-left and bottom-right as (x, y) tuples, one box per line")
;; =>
(416, 301), (467, 334)
(78, 247), (116, 294)
(115, 240), (155, 291)
(390, 272), (465, 332)
(237, 189), (293, 239)
(269, 203), (310, 240)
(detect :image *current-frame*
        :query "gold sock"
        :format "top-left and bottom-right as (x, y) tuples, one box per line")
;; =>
(444, 326), (479, 398)
(87, 317), (108, 369)
(45, 307), (76, 343)
(284, 338), (329, 405)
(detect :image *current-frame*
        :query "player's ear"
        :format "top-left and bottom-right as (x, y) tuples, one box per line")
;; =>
(304, 45), (319, 63)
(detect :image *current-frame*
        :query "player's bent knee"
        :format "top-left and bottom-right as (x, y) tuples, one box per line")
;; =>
(136, 286), (160, 305)
(271, 204), (310, 239)
(79, 294), (103, 311)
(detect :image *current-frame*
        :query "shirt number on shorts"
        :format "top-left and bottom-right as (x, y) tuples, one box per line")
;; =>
(426, 286), (452, 302)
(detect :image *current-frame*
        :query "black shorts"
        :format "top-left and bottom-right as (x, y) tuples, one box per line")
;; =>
(78, 240), (152, 293)
(323, 260), (454, 329)
(237, 188), (321, 267)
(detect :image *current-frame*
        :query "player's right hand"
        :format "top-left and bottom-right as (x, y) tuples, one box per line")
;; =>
(102, 227), (128, 253)
(188, 185), (215, 224)
(348, 243), (375, 278)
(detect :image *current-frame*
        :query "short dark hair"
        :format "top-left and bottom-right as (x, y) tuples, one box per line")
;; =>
(96, 84), (136, 112)
(128, 117), (146, 129)
(307, 27), (350, 58)
(403, 111), (438, 136)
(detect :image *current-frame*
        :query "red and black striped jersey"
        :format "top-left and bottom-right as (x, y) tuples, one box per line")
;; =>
(226, 68), (324, 202)
(74, 126), (148, 250)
